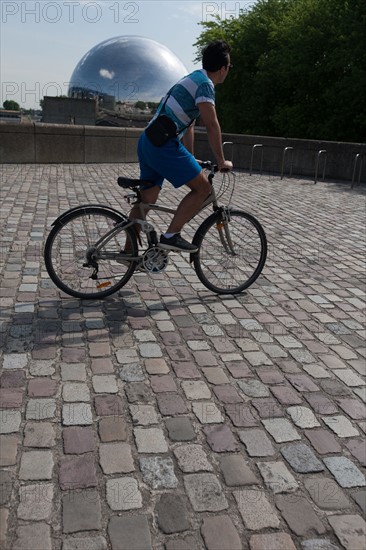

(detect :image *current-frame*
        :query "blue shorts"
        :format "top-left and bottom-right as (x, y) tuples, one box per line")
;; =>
(137, 131), (202, 190)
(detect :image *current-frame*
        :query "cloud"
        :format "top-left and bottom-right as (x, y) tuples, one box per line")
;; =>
(99, 69), (115, 80)
(177, 2), (204, 17)
(78, 0), (104, 4)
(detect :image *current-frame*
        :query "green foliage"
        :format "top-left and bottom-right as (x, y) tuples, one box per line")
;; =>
(135, 101), (147, 110)
(3, 100), (20, 111)
(195, 0), (366, 142)
(147, 102), (159, 113)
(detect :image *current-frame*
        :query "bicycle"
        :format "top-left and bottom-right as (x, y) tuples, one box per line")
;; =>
(44, 161), (267, 299)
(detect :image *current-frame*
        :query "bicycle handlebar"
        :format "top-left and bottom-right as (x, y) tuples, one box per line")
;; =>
(198, 161), (219, 173)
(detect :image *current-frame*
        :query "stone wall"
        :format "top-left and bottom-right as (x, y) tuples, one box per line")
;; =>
(0, 122), (364, 183)
(0, 123), (138, 164)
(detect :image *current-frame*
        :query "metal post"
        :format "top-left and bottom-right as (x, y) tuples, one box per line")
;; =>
(281, 147), (294, 179)
(314, 150), (327, 184)
(351, 153), (363, 189)
(250, 144), (263, 175)
(223, 141), (234, 163)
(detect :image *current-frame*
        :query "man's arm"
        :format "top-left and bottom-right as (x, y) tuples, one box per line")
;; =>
(198, 102), (232, 171)
(182, 122), (195, 155)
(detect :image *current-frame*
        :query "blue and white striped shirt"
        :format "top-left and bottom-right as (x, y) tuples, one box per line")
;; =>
(154, 69), (215, 136)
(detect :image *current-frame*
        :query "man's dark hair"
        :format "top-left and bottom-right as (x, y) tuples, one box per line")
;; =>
(202, 40), (231, 72)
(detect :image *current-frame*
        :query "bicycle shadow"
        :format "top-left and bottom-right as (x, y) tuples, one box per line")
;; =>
(0, 270), (270, 355)
(0, 292), (134, 355)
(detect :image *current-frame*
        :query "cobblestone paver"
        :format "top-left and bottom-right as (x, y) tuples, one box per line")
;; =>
(0, 163), (365, 549)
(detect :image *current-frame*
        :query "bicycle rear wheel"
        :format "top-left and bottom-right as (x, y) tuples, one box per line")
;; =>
(192, 209), (267, 294)
(44, 207), (138, 299)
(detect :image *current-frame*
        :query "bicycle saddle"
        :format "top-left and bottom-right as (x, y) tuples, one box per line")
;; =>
(117, 180), (151, 193)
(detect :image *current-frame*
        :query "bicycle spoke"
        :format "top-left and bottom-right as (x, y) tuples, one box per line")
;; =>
(194, 210), (267, 294)
(44, 208), (137, 299)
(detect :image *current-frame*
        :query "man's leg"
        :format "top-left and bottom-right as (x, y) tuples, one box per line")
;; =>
(125, 185), (161, 252)
(166, 171), (211, 233)
(159, 171), (211, 252)
(128, 185), (161, 224)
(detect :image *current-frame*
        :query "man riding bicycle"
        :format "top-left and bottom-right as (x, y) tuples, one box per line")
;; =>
(128, 39), (233, 252)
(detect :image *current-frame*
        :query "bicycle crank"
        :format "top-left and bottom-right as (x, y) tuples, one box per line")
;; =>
(142, 247), (169, 273)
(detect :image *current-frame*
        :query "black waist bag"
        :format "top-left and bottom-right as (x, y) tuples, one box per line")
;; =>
(145, 115), (178, 147)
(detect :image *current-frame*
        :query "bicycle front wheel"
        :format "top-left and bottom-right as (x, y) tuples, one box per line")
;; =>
(44, 207), (138, 299)
(193, 209), (267, 294)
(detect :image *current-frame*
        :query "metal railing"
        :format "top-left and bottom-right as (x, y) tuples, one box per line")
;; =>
(281, 147), (294, 179)
(249, 144), (263, 175)
(314, 150), (327, 184)
(351, 153), (363, 189)
(223, 141), (234, 163)
(220, 142), (364, 187)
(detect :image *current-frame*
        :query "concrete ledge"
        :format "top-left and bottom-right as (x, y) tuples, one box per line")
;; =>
(35, 123), (85, 163)
(125, 128), (142, 162)
(0, 122), (364, 182)
(35, 123), (84, 135)
(85, 126), (126, 163)
(0, 122), (35, 163)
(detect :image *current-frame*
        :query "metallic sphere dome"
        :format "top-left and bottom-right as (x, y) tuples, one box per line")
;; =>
(68, 36), (188, 104)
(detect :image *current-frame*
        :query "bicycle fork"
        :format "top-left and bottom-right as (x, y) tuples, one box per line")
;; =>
(216, 208), (237, 256)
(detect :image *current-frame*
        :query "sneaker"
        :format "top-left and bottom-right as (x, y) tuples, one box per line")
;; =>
(159, 233), (198, 252)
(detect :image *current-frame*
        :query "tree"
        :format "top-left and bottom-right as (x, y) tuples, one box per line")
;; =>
(135, 101), (147, 110)
(147, 102), (159, 113)
(195, 0), (366, 142)
(3, 100), (20, 111)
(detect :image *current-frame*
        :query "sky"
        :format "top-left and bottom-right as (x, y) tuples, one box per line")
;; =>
(1, 0), (256, 109)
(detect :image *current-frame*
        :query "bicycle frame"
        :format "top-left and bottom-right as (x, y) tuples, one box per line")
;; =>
(135, 163), (220, 218)
(94, 165), (235, 262)
(136, 184), (218, 220)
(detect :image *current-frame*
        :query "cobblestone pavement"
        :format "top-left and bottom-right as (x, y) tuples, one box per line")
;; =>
(0, 163), (365, 550)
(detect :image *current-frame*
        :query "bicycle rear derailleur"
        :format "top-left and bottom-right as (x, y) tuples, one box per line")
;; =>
(83, 246), (99, 279)
(142, 247), (169, 273)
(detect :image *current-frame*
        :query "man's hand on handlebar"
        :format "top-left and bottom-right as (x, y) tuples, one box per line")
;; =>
(198, 160), (233, 173)
(218, 160), (233, 173)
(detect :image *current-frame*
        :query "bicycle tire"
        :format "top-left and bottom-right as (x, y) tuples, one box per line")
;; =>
(192, 209), (267, 294)
(44, 206), (138, 299)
